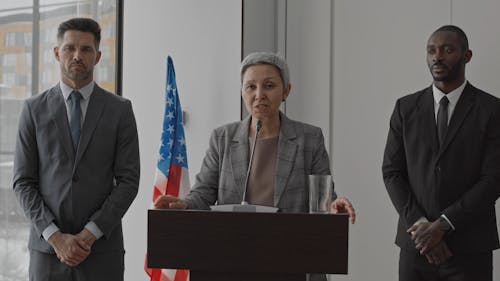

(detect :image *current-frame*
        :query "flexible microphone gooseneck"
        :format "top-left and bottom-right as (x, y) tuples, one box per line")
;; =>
(241, 120), (262, 205)
(209, 119), (277, 213)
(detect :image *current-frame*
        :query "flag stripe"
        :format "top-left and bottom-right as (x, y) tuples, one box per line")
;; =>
(174, 269), (189, 281)
(152, 186), (163, 203)
(166, 164), (182, 196)
(146, 56), (190, 281)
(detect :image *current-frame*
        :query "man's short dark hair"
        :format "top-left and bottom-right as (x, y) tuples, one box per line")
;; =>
(434, 25), (469, 51)
(57, 18), (101, 49)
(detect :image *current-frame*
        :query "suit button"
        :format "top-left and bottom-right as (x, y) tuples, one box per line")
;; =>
(73, 175), (79, 182)
(436, 166), (441, 172)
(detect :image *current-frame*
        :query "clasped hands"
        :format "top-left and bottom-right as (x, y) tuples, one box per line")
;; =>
(48, 228), (96, 267)
(407, 220), (452, 265)
(154, 195), (356, 224)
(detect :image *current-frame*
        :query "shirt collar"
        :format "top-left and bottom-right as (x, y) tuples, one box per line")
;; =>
(60, 80), (95, 101)
(432, 80), (467, 107)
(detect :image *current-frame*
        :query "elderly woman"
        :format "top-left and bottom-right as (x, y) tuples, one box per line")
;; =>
(155, 52), (355, 222)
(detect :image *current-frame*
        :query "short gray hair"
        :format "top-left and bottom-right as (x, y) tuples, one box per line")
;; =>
(240, 52), (290, 89)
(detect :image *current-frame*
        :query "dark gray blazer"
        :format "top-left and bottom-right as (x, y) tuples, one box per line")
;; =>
(13, 83), (140, 255)
(185, 112), (335, 213)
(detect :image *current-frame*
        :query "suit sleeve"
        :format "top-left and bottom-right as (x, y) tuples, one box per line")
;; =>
(13, 101), (56, 236)
(89, 100), (140, 238)
(311, 129), (331, 175)
(311, 129), (337, 199)
(184, 129), (220, 210)
(382, 100), (426, 227)
(442, 102), (500, 230)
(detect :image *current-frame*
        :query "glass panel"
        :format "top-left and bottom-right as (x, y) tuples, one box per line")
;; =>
(0, 2), (32, 279)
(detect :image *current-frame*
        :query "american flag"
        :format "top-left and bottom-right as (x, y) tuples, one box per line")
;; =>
(145, 56), (190, 281)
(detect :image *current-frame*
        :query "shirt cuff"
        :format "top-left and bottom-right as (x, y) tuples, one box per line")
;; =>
(42, 223), (60, 241)
(413, 216), (429, 226)
(440, 214), (456, 231)
(85, 221), (104, 240)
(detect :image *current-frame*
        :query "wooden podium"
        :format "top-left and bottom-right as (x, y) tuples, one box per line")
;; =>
(147, 209), (348, 281)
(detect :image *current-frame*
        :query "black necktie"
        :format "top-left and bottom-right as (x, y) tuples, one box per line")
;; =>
(437, 96), (449, 146)
(70, 91), (82, 151)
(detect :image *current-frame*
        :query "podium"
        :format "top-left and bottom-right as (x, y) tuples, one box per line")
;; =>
(147, 209), (348, 281)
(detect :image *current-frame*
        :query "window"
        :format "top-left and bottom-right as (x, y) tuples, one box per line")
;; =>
(0, 1), (122, 280)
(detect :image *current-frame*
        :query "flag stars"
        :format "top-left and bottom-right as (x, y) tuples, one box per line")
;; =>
(167, 124), (174, 134)
(168, 139), (173, 148)
(167, 111), (174, 120)
(176, 154), (185, 163)
(166, 84), (172, 92)
(178, 137), (186, 146)
(166, 97), (174, 106)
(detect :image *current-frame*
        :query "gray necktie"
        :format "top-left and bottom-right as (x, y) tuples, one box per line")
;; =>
(70, 91), (82, 151)
(437, 96), (449, 146)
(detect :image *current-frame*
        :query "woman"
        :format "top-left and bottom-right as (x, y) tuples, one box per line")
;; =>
(155, 52), (355, 222)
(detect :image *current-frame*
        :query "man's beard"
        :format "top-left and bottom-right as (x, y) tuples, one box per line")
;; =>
(431, 61), (463, 82)
(63, 67), (91, 81)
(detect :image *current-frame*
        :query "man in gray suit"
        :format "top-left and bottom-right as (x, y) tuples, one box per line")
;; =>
(13, 18), (140, 281)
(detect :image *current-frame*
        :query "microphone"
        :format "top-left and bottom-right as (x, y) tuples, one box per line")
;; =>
(241, 119), (262, 205)
(209, 119), (278, 213)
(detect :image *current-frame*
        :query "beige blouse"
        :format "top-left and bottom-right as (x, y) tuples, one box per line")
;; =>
(246, 136), (279, 207)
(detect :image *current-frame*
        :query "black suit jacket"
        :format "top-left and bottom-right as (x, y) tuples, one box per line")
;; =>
(383, 82), (500, 254)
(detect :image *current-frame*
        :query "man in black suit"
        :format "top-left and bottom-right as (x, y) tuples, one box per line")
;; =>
(383, 25), (500, 281)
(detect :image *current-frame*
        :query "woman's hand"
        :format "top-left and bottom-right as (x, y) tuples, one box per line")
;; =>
(154, 195), (188, 209)
(330, 197), (356, 224)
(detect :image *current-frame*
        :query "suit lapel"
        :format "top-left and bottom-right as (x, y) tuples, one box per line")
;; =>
(274, 113), (298, 206)
(437, 83), (475, 160)
(48, 85), (75, 162)
(417, 87), (439, 155)
(230, 116), (251, 199)
(74, 86), (106, 168)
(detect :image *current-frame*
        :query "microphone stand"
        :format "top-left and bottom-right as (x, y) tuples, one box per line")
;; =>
(210, 119), (278, 213)
(241, 119), (262, 205)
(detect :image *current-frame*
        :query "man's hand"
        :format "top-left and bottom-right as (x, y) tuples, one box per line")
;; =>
(154, 195), (188, 209)
(407, 220), (445, 255)
(48, 231), (91, 266)
(424, 240), (453, 265)
(330, 197), (356, 224)
(76, 228), (97, 248)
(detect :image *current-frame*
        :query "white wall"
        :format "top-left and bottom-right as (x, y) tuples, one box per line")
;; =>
(122, 1), (241, 280)
(243, 0), (279, 55)
(285, 0), (332, 150)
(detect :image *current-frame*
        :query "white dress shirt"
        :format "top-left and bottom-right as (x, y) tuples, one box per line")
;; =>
(42, 81), (104, 241)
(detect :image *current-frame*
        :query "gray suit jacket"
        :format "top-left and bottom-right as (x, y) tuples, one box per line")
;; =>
(185, 112), (335, 213)
(13, 83), (140, 255)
